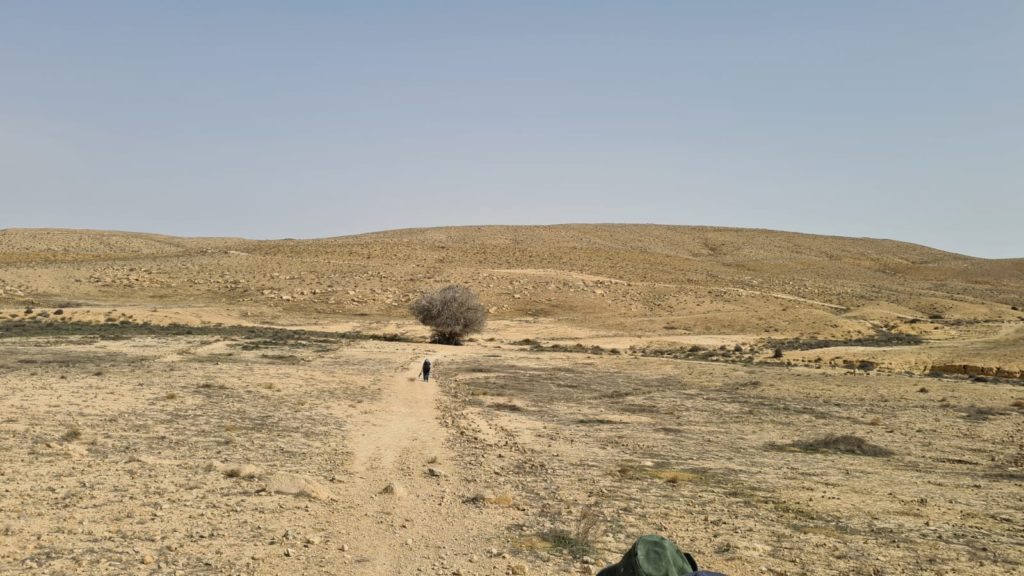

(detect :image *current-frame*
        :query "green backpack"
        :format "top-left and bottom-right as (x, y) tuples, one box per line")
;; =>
(597, 535), (700, 576)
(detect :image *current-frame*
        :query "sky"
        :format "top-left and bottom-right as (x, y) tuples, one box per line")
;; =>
(1, 1), (1021, 258)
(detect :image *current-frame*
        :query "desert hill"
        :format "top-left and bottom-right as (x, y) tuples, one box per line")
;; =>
(2, 225), (1023, 575)
(2, 224), (1023, 374)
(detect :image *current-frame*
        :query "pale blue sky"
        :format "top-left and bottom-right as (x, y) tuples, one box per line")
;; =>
(1, 1), (1021, 257)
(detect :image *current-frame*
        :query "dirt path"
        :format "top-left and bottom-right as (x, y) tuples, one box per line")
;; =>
(335, 352), (494, 574)
(348, 356), (444, 474)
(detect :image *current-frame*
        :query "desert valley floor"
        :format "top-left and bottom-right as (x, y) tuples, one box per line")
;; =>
(1, 225), (1022, 575)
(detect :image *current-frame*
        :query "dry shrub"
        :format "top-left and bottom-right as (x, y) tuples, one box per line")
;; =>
(410, 284), (487, 345)
(1011, 399), (1024, 409)
(781, 434), (894, 457)
(542, 507), (599, 558)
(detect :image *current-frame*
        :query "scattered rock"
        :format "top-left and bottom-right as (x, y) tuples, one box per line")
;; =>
(265, 472), (332, 500)
(381, 481), (407, 497)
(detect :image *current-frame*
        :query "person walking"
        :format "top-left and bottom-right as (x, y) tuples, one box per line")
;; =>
(418, 358), (432, 382)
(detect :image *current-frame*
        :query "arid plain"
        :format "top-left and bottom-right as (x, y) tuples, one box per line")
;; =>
(1, 225), (1022, 576)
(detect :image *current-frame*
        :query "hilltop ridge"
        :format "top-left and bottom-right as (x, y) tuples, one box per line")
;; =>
(2, 224), (1022, 375)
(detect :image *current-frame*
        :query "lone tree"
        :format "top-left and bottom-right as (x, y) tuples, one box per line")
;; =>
(410, 284), (487, 345)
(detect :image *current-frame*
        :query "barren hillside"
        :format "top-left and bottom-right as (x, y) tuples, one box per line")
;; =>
(2, 225), (1022, 374)
(2, 225), (1022, 575)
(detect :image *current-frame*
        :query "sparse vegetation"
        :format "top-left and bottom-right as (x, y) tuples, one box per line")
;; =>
(541, 507), (599, 558)
(773, 434), (894, 457)
(766, 330), (923, 353)
(60, 426), (82, 442)
(959, 405), (1004, 421)
(2, 225), (1024, 575)
(489, 402), (524, 412)
(410, 284), (487, 345)
(0, 318), (412, 344)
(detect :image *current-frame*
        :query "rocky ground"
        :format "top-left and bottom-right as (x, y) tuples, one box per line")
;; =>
(0, 318), (1021, 575)
(0, 226), (1022, 575)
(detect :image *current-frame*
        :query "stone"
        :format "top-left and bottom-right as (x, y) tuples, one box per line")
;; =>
(381, 481), (407, 497)
(265, 473), (332, 500)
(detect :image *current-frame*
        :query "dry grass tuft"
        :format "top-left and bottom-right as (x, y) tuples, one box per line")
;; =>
(541, 507), (600, 558)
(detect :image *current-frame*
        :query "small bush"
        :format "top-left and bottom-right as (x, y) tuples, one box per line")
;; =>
(772, 347), (784, 359)
(410, 284), (487, 345)
(543, 507), (599, 558)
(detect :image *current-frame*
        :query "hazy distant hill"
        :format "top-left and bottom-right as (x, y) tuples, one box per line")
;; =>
(2, 225), (1022, 339)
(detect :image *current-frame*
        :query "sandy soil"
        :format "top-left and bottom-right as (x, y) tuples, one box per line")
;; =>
(1, 225), (1022, 575)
